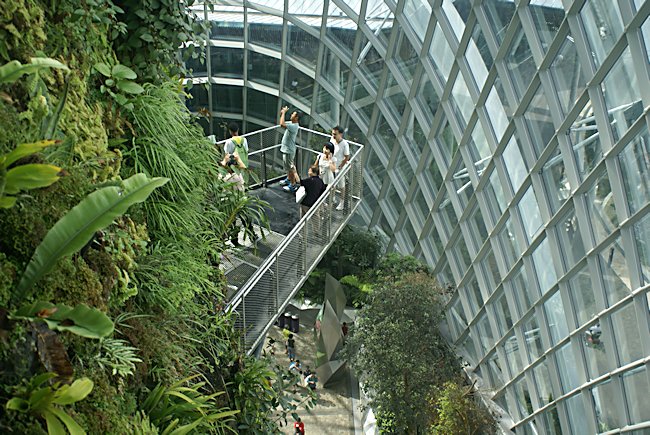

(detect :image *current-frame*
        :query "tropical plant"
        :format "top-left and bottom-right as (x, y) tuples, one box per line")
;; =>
(109, 0), (209, 81)
(0, 140), (64, 208)
(15, 173), (168, 299)
(93, 62), (144, 111)
(5, 373), (93, 435)
(0, 57), (69, 85)
(10, 301), (113, 339)
(142, 375), (239, 434)
(96, 338), (142, 378)
(430, 381), (498, 435)
(343, 272), (460, 433)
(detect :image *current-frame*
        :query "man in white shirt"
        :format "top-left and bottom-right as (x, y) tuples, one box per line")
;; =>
(330, 125), (350, 211)
(279, 106), (301, 192)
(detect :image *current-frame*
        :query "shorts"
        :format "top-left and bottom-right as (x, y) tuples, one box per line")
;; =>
(283, 152), (295, 172)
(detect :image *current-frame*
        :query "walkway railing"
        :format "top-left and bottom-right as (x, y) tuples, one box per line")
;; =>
(217, 125), (364, 354)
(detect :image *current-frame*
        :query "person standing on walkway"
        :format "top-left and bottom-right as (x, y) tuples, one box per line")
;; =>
(293, 417), (305, 434)
(330, 125), (350, 210)
(279, 106), (301, 190)
(224, 122), (249, 167)
(287, 333), (296, 362)
(315, 142), (336, 186)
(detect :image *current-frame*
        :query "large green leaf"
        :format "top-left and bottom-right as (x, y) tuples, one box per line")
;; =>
(53, 378), (94, 405)
(4, 164), (62, 194)
(0, 58), (69, 84)
(111, 64), (137, 80)
(1, 140), (57, 168)
(116, 80), (144, 95)
(11, 301), (114, 339)
(15, 173), (168, 297)
(49, 407), (86, 435)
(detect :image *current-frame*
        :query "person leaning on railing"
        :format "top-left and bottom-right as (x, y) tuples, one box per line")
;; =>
(293, 165), (326, 218)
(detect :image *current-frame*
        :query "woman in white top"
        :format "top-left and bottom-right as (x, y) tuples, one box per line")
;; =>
(316, 142), (337, 185)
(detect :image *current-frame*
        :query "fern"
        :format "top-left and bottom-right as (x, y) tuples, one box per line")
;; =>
(96, 338), (142, 378)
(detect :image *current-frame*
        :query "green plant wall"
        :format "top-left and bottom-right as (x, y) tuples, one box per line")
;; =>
(0, 1), (309, 434)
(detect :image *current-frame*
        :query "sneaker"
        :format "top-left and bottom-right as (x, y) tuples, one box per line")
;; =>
(279, 178), (290, 186)
(283, 184), (299, 193)
(336, 203), (344, 211)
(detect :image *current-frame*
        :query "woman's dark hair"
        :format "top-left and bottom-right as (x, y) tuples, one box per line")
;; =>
(324, 142), (334, 154)
(228, 122), (239, 134)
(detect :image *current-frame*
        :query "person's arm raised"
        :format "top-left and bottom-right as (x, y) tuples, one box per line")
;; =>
(279, 106), (289, 128)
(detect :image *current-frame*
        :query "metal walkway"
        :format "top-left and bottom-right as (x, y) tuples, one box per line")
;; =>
(218, 125), (364, 354)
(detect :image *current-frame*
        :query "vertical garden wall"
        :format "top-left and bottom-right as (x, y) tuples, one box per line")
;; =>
(0, 1), (312, 433)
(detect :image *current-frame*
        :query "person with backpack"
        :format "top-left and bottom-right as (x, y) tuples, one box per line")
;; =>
(293, 417), (305, 434)
(224, 122), (249, 169)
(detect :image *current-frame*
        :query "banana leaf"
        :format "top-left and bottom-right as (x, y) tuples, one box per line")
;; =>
(15, 173), (168, 298)
(13, 301), (114, 339)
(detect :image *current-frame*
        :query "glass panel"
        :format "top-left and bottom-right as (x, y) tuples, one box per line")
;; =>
(586, 170), (619, 245)
(503, 332), (523, 376)
(481, 250), (501, 292)
(184, 46), (206, 76)
(437, 190), (459, 238)
(555, 206), (585, 271)
(544, 290), (569, 345)
(429, 23), (454, 81)
(436, 118), (459, 162)
(466, 24), (491, 89)
(287, 23), (320, 66)
(350, 75), (375, 122)
(211, 47), (244, 79)
(499, 217), (521, 271)
(542, 143), (571, 213)
(523, 314), (544, 362)
(315, 85), (338, 126)
(518, 185), (543, 241)
(610, 302), (644, 366)
(451, 76), (474, 127)
(565, 394), (590, 433)
(569, 265), (598, 327)
(320, 48), (350, 98)
(495, 291), (514, 335)
(580, 0), (624, 69)
(248, 51), (281, 87)
(501, 136), (528, 193)
(529, 2), (565, 53)
(365, 0), (393, 45)
(506, 28), (536, 97)
(419, 149), (444, 200)
(403, 0), (432, 40)
(513, 377), (534, 418)
(209, 5), (244, 41)
(248, 13), (283, 50)
(453, 238), (472, 278)
(476, 312), (494, 354)
(246, 88), (277, 123)
(598, 236), (632, 306)
(483, 169), (507, 219)
(404, 114), (427, 159)
(416, 75), (440, 119)
(450, 158), (473, 209)
(288, 0), (323, 27)
(512, 266), (533, 314)
(592, 380), (623, 431)
(571, 100), (603, 179)
(325, 15), (357, 57)
(635, 213), (650, 286)
(483, 0), (516, 45)
(524, 84), (554, 157)
(623, 367), (650, 425)
(284, 65), (314, 105)
(382, 73), (407, 120)
(393, 30), (419, 81)
(213, 84), (244, 114)
(485, 80), (510, 142)
(550, 32), (587, 115)
(533, 359), (554, 409)
(601, 48), (644, 142)
(555, 343), (581, 394)
(532, 238), (557, 296)
(357, 34), (384, 90)
(619, 125), (650, 214)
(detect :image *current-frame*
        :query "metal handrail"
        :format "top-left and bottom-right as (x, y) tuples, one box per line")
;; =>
(216, 125), (364, 353)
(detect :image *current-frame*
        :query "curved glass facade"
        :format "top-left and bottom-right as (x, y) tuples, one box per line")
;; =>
(186, 1), (650, 432)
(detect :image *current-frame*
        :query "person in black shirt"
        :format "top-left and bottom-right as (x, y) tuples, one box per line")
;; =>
(299, 165), (326, 218)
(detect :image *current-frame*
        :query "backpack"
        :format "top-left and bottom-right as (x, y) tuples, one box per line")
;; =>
(231, 136), (248, 168)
